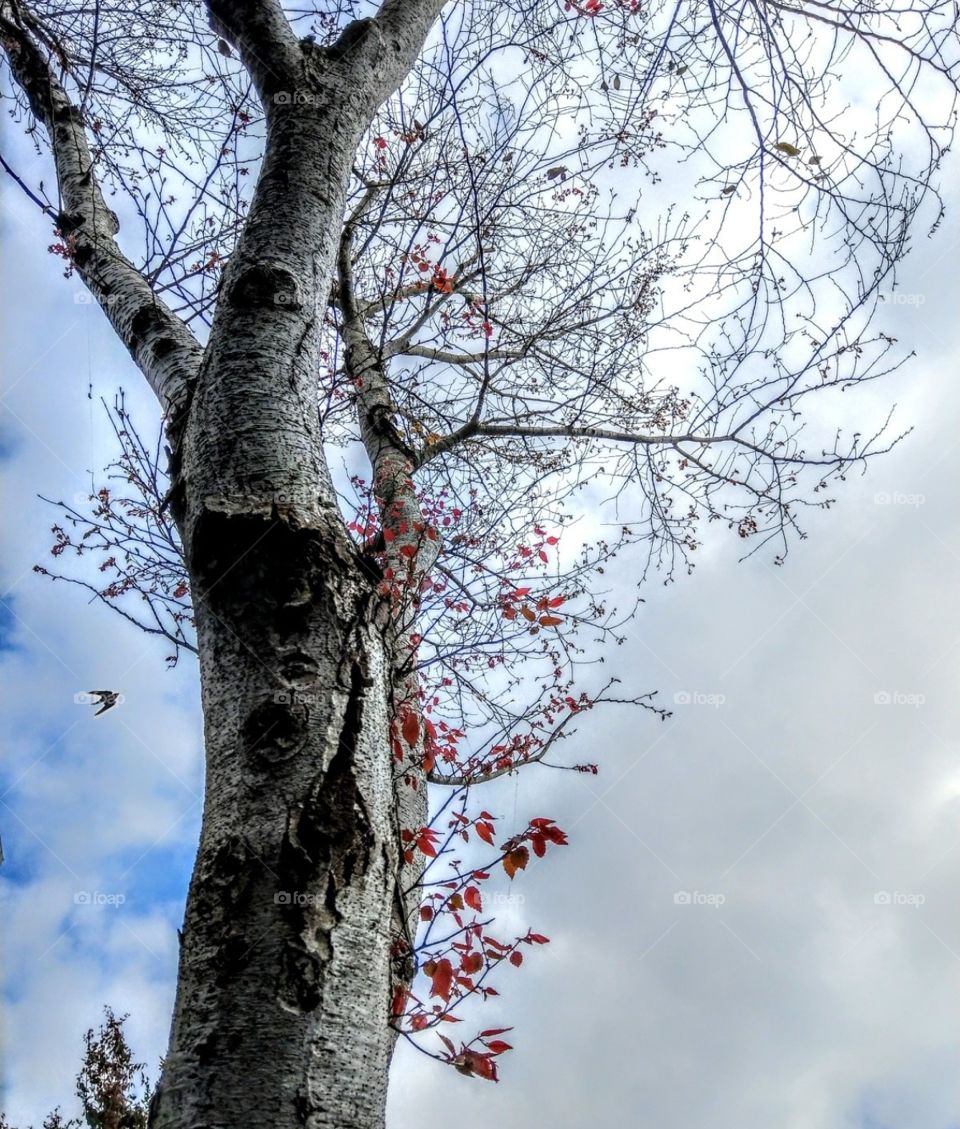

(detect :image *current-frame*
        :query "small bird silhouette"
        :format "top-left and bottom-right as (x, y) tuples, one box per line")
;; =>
(87, 690), (121, 716)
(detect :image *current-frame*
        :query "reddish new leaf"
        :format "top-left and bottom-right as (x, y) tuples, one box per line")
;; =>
(402, 710), (420, 747)
(475, 821), (495, 846)
(429, 958), (455, 1002)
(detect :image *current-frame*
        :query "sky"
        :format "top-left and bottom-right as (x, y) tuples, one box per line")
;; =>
(2, 56), (960, 1129)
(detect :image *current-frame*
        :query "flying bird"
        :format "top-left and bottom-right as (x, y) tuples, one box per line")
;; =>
(87, 690), (121, 716)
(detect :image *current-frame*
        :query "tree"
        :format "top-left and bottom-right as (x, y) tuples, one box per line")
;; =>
(0, 1009), (152, 1129)
(1, 1), (956, 1126)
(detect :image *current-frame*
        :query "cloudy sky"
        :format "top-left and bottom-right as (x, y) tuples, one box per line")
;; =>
(2, 70), (960, 1129)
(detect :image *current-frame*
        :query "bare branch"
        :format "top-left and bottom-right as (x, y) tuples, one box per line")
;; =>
(0, 0), (202, 417)
(206, 0), (301, 98)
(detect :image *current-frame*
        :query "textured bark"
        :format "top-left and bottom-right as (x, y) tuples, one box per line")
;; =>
(152, 517), (403, 1128)
(4, 0), (449, 1123)
(143, 6), (447, 1127)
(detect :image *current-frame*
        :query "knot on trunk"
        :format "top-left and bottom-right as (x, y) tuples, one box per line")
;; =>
(241, 696), (309, 770)
(226, 262), (303, 311)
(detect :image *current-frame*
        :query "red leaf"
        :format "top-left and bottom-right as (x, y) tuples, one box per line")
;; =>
(502, 846), (529, 879)
(419, 906), (433, 922)
(402, 711), (420, 748)
(479, 1027), (513, 1038)
(475, 821), (495, 846)
(391, 986), (408, 1017)
(416, 827), (440, 857)
(429, 958), (455, 1001)
(438, 1033), (456, 1056)
(484, 1040), (513, 1055)
(398, 544), (417, 558)
(374, 136), (388, 149)
(453, 1049), (499, 1081)
(527, 932), (550, 944)
(509, 950), (523, 967)
(539, 614), (563, 627)
(464, 886), (482, 913)
(461, 952), (483, 974)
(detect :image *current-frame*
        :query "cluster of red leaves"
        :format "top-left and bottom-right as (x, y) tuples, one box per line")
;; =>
(406, 240), (456, 294)
(392, 803), (565, 1078)
(47, 229), (78, 277)
(501, 587), (566, 629)
(501, 818), (570, 879)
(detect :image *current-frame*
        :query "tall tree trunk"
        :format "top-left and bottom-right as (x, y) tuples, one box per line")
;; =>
(148, 45), (433, 1129)
(150, 516), (409, 1128)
